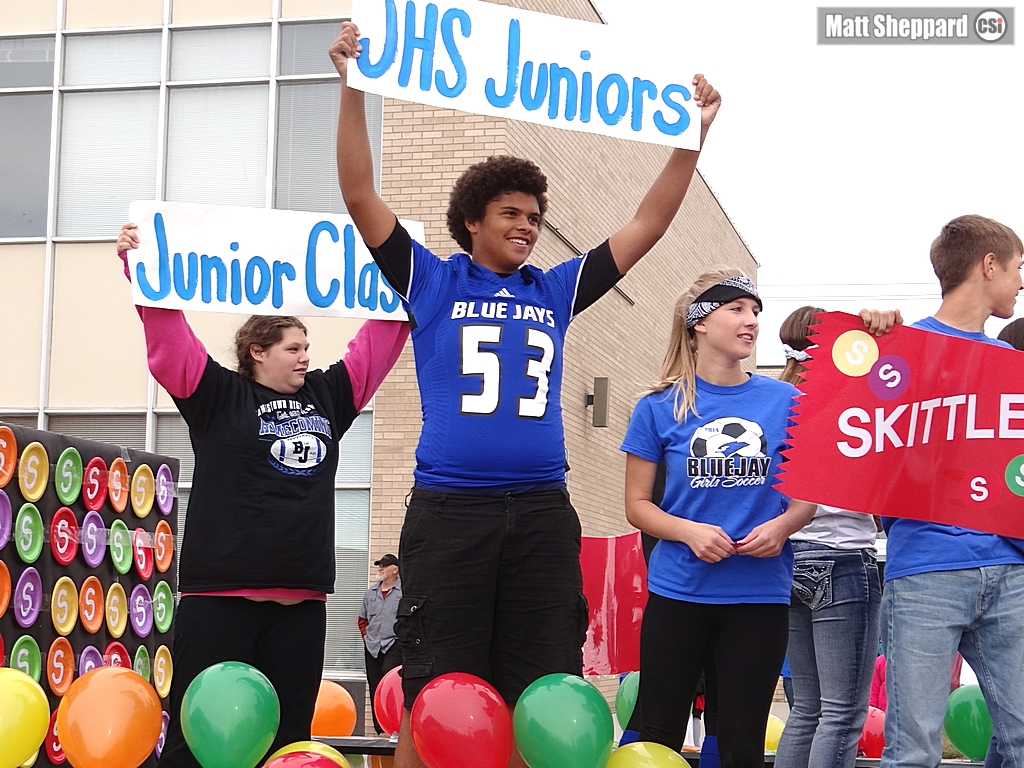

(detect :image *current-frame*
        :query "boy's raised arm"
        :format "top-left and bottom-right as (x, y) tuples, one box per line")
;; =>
(331, 22), (397, 249)
(607, 74), (721, 275)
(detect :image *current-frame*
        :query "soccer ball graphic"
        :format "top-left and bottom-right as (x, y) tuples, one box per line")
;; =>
(690, 417), (767, 458)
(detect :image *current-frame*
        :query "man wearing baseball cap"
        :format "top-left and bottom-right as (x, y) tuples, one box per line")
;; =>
(359, 554), (403, 734)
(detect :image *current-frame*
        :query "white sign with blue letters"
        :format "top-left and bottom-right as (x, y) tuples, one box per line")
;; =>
(127, 201), (414, 320)
(347, 0), (701, 150)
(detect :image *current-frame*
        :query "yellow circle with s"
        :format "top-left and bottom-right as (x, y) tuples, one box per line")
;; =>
(832, 330), (879, 377)
(105, 581), (128, 638)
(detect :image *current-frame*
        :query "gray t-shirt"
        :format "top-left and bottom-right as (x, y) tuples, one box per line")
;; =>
(359, 578), (402, 657)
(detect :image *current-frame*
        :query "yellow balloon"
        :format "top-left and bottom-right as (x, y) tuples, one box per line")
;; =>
(0, 668), (49, 768)
(605, 741), (690, 767)
(265, 740), (352, 767)
(765, 714), (786, 751)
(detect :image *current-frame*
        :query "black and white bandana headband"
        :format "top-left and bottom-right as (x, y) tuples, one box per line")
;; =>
(685, 275), (762, 331)
(782, 344), (812, 362)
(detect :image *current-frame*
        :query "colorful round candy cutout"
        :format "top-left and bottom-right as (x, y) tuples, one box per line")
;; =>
(49, 507), (79, 566)
(105, 581), (128, 638)
(50, 576), (78, 636)
(832, 330), (879, 377)
(11, 635), (41, 680)
(15, 503), (44, 564)
(18, 442), (48, 502)
(13, 566), (42, 628)
(79, 575), (104, 634)
(155, 711), (170, 759)
(134, 644), (152, 682)
(153, 645), (173, 698)
(0, 425), (16, 488)
(156, 464), (174, 515)
(78, 645), (103, 676)
(109, 518), (133, 574)
(55, 447), (83, 505)
(0, 559), (10, 618)
(79, 510), (106, 567)
(134, 527), (153, 581)
(108, 456), (129, 512)
(152, 580), (174, 634)
(131, 463), (155, 518)
(45, 709), (66, 765)
(1006, 455), (1024, 497)
(104, 640), (131, 669)
(47, 637), (75, 696)
(130, 583), (153, 637)
(0, 488), (12, 548)
(154, 520), (174, 573)
(82, 456), (108, 511)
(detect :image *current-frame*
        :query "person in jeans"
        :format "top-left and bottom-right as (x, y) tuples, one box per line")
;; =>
(881, 215), (1024, 768)
(774, 305), (882, 768)
(359, 553), (403, 734)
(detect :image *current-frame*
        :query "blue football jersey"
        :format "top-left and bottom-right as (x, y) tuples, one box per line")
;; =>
(406, 242), (585, 489)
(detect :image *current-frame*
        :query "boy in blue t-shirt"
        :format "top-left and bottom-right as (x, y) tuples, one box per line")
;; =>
(881, 215), (1024, 768)
(330, 21), (722, 768)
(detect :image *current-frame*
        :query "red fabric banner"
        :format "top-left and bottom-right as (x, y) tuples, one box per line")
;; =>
(580, 532), (648, 676)
(779, 312), (1024, 537)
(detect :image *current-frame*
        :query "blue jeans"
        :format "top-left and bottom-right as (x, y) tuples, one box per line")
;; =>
(881, 565), (1024, 768)
(775, 542), (881, 768)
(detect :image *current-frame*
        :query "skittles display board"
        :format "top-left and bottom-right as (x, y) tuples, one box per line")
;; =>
(0, 422), (178, 768)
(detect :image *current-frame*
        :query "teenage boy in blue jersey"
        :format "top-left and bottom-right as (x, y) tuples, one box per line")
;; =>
(330, 21), (721, 768)
(881, 215), (1024, 768)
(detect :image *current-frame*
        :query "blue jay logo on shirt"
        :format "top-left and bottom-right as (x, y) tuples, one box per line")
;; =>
(257, 399), (332, 476)
(688, 417), (771, 489)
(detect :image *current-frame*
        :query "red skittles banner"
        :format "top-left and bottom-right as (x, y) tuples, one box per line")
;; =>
(779, 312), (1024, 537)
(581, 532), (647, 676)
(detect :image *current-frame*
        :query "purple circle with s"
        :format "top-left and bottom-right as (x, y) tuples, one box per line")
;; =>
(14, 567), (42, 628)
(156, 711), (170, 758)
(869, 354), (911, 401)
(130, 583), (153, 637)
(79, 645), (103, 675)
(80, 511), (106, 567)
(156, 465), (174, 515)
(0, 489), (11, 549)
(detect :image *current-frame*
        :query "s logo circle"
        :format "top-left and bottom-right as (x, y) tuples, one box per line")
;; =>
(832, 331), (879, 377)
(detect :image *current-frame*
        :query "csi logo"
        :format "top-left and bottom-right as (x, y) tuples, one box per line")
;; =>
(975, 9), (1007, 41)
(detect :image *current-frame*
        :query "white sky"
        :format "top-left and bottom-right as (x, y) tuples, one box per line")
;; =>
(593, 0), (1024, 365)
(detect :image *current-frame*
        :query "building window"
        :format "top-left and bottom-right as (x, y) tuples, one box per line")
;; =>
(0, 36), (54, 88)
(170, 26), (271, 81)
(63, 32), (161, 86)
(57, 89), (159, 237)
(0, 93), (51, 237)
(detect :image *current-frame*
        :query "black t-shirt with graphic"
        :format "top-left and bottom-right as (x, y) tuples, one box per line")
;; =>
(173, 357), (358, 592)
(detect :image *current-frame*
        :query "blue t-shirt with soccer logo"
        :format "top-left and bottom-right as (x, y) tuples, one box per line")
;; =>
(621, 375), (799, 604)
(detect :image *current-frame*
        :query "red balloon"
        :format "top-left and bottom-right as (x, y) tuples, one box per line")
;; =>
(859, 706), (886, 758)
(374, 665), (404, 736)
(263, 752), (345, 768)
(410, 673), (512, 768)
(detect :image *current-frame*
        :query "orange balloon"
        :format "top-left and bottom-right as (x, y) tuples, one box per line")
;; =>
(56, 666), (162, 768)
(311, 681), (357, 738)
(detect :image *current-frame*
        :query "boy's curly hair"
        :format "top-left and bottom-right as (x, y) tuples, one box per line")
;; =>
(446, 156), (548, 254)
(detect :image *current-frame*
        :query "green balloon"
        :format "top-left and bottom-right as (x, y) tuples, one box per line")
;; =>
(615, 672), (640, 729)
(513, 673), (613, 768)
(180, 661), (281, 768)
(944, 684), (992, 760)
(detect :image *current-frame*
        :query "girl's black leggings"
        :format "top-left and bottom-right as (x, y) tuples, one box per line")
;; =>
(638, 592), (789, 768)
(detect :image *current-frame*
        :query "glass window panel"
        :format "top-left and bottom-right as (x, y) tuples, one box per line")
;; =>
(156, 413), (195, 484)
(0, 93), (51, 237)
(166, 84), (268, 207)
(63, 32), (161, 86)
(325, 489), (370, 671)
(170, 26), (270, 81)
(57, 89), (158, 236)
(279, 21), (339, 76)
(0, 37), (55, 88)
(176, 487), (189, 557)
(47, 413), (147, 448)
(275, 83), (380, 213)
(0, 414), (40, 428)
(335, 411), (371, 484)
